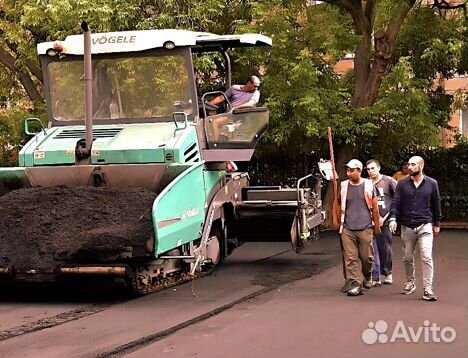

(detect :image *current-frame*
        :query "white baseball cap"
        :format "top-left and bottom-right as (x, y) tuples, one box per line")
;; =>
(345, 159), (363, 171)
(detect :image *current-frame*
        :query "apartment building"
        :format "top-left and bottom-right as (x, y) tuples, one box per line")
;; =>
(439, 75), (468, 147)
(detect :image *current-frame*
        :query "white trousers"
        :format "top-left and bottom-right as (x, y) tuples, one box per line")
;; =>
(401, 223), (434, 290)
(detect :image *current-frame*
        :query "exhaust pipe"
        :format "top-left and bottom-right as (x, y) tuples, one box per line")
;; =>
(82, 21), (93, 160)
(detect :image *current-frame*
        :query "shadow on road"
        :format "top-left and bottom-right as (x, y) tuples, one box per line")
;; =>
(0, 278), (129, 303)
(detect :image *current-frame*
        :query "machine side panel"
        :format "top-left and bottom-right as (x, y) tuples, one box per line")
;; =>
(165, 125), (201, 164)
(19, 128), (59, 167)
(203, 169), (224, 202)
(153, 162), (206, 256)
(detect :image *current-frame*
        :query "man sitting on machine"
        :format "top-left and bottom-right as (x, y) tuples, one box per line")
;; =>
(209, 75), (261, 141)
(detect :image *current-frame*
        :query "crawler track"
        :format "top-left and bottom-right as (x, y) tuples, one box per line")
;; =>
(127, 266), (214, 296)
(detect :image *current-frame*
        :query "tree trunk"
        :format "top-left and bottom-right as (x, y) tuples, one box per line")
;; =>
(325, 0), (415, 108)
(351, 35), (372, 107)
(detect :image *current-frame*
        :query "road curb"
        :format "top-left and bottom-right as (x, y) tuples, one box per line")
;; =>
(441, 222), (468, 230)
(321, 223), (468, 231)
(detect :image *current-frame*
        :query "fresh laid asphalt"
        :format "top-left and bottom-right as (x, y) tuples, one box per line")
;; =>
(0, 230), (465, 358)
(125, 230), (468, 358)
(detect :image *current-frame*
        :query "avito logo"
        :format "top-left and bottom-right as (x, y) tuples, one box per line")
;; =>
(362, 320), (456, 345)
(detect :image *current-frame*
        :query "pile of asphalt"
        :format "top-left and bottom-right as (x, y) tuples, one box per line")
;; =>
(0, 186), (156, 270)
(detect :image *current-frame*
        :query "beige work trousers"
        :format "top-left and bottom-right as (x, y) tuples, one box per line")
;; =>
(341, 227), (374, 283)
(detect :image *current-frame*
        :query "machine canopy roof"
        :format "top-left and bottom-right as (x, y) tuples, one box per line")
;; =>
(37, 29), (272, 55)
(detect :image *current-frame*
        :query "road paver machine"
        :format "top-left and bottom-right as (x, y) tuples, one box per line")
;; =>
(0, 25), (323, 294)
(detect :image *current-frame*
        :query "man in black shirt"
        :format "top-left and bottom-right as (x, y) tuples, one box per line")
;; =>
(366, 159), (397, 286)
(389, 156), (442, 301)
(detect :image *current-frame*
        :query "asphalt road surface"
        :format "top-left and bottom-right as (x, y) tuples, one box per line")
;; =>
(0, 230), (466, 358)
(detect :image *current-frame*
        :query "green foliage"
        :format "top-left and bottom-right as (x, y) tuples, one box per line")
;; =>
(395, 7), (464, 80)
(459, 16), (468, 75)
(239, 1), (352, 156)
(136, 0), (253, 33)
(367, 57), (444, 156)
(404, 140), (468, 220)
(0, 67), (24, 106)
(241, 0), (454, 165)
(0, 104), (46, 166)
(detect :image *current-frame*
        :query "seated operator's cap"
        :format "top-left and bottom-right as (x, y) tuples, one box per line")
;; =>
(345, 159), (363, 171)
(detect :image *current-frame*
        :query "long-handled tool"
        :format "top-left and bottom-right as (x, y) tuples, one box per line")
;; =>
(328, 127), (346, 281)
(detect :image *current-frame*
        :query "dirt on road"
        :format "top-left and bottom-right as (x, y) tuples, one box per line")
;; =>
(0, 186), (156, 270)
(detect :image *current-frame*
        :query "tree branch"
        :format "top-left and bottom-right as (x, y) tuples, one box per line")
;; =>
(385, 0), (416, 45)
(321, 0), (370, 35)
(364, 0), (376, 27)
(355, 0), (416, 107)
(0, 46), (42, 103)
(24, 59), (43, 83)
(0, 27), (43, 82)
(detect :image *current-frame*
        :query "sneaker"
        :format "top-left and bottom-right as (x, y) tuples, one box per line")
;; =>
(347, 281), (363, 296)
(363, 276), (373, 289)
(401, 281), (416, 295)
(423, 288), (438, 301)
(382, 274), (393, 285)
(372, 280), (382, 287)
(341, 279), (353, 293)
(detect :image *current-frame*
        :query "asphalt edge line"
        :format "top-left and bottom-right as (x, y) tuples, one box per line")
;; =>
(0, 304), (110, 342)
(96, 286), (273, 358)
(98, 252), (343, 357)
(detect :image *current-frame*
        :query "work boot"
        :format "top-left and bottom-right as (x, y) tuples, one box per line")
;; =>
(363, 276), (373, 289)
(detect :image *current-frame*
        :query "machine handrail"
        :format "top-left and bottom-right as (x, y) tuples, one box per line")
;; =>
(201, 91), (231, 118)
(232, 107), (268, 114)
(296, 173), (313, 203)
(24, 117), (47, 137)
(172, 112), (188, 137)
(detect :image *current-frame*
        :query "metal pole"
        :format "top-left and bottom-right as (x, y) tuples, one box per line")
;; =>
(222, 50), (231, 88)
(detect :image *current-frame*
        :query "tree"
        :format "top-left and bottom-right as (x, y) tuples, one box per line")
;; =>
(240, 0), (467, 226)
(310, 0), (466, 225)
